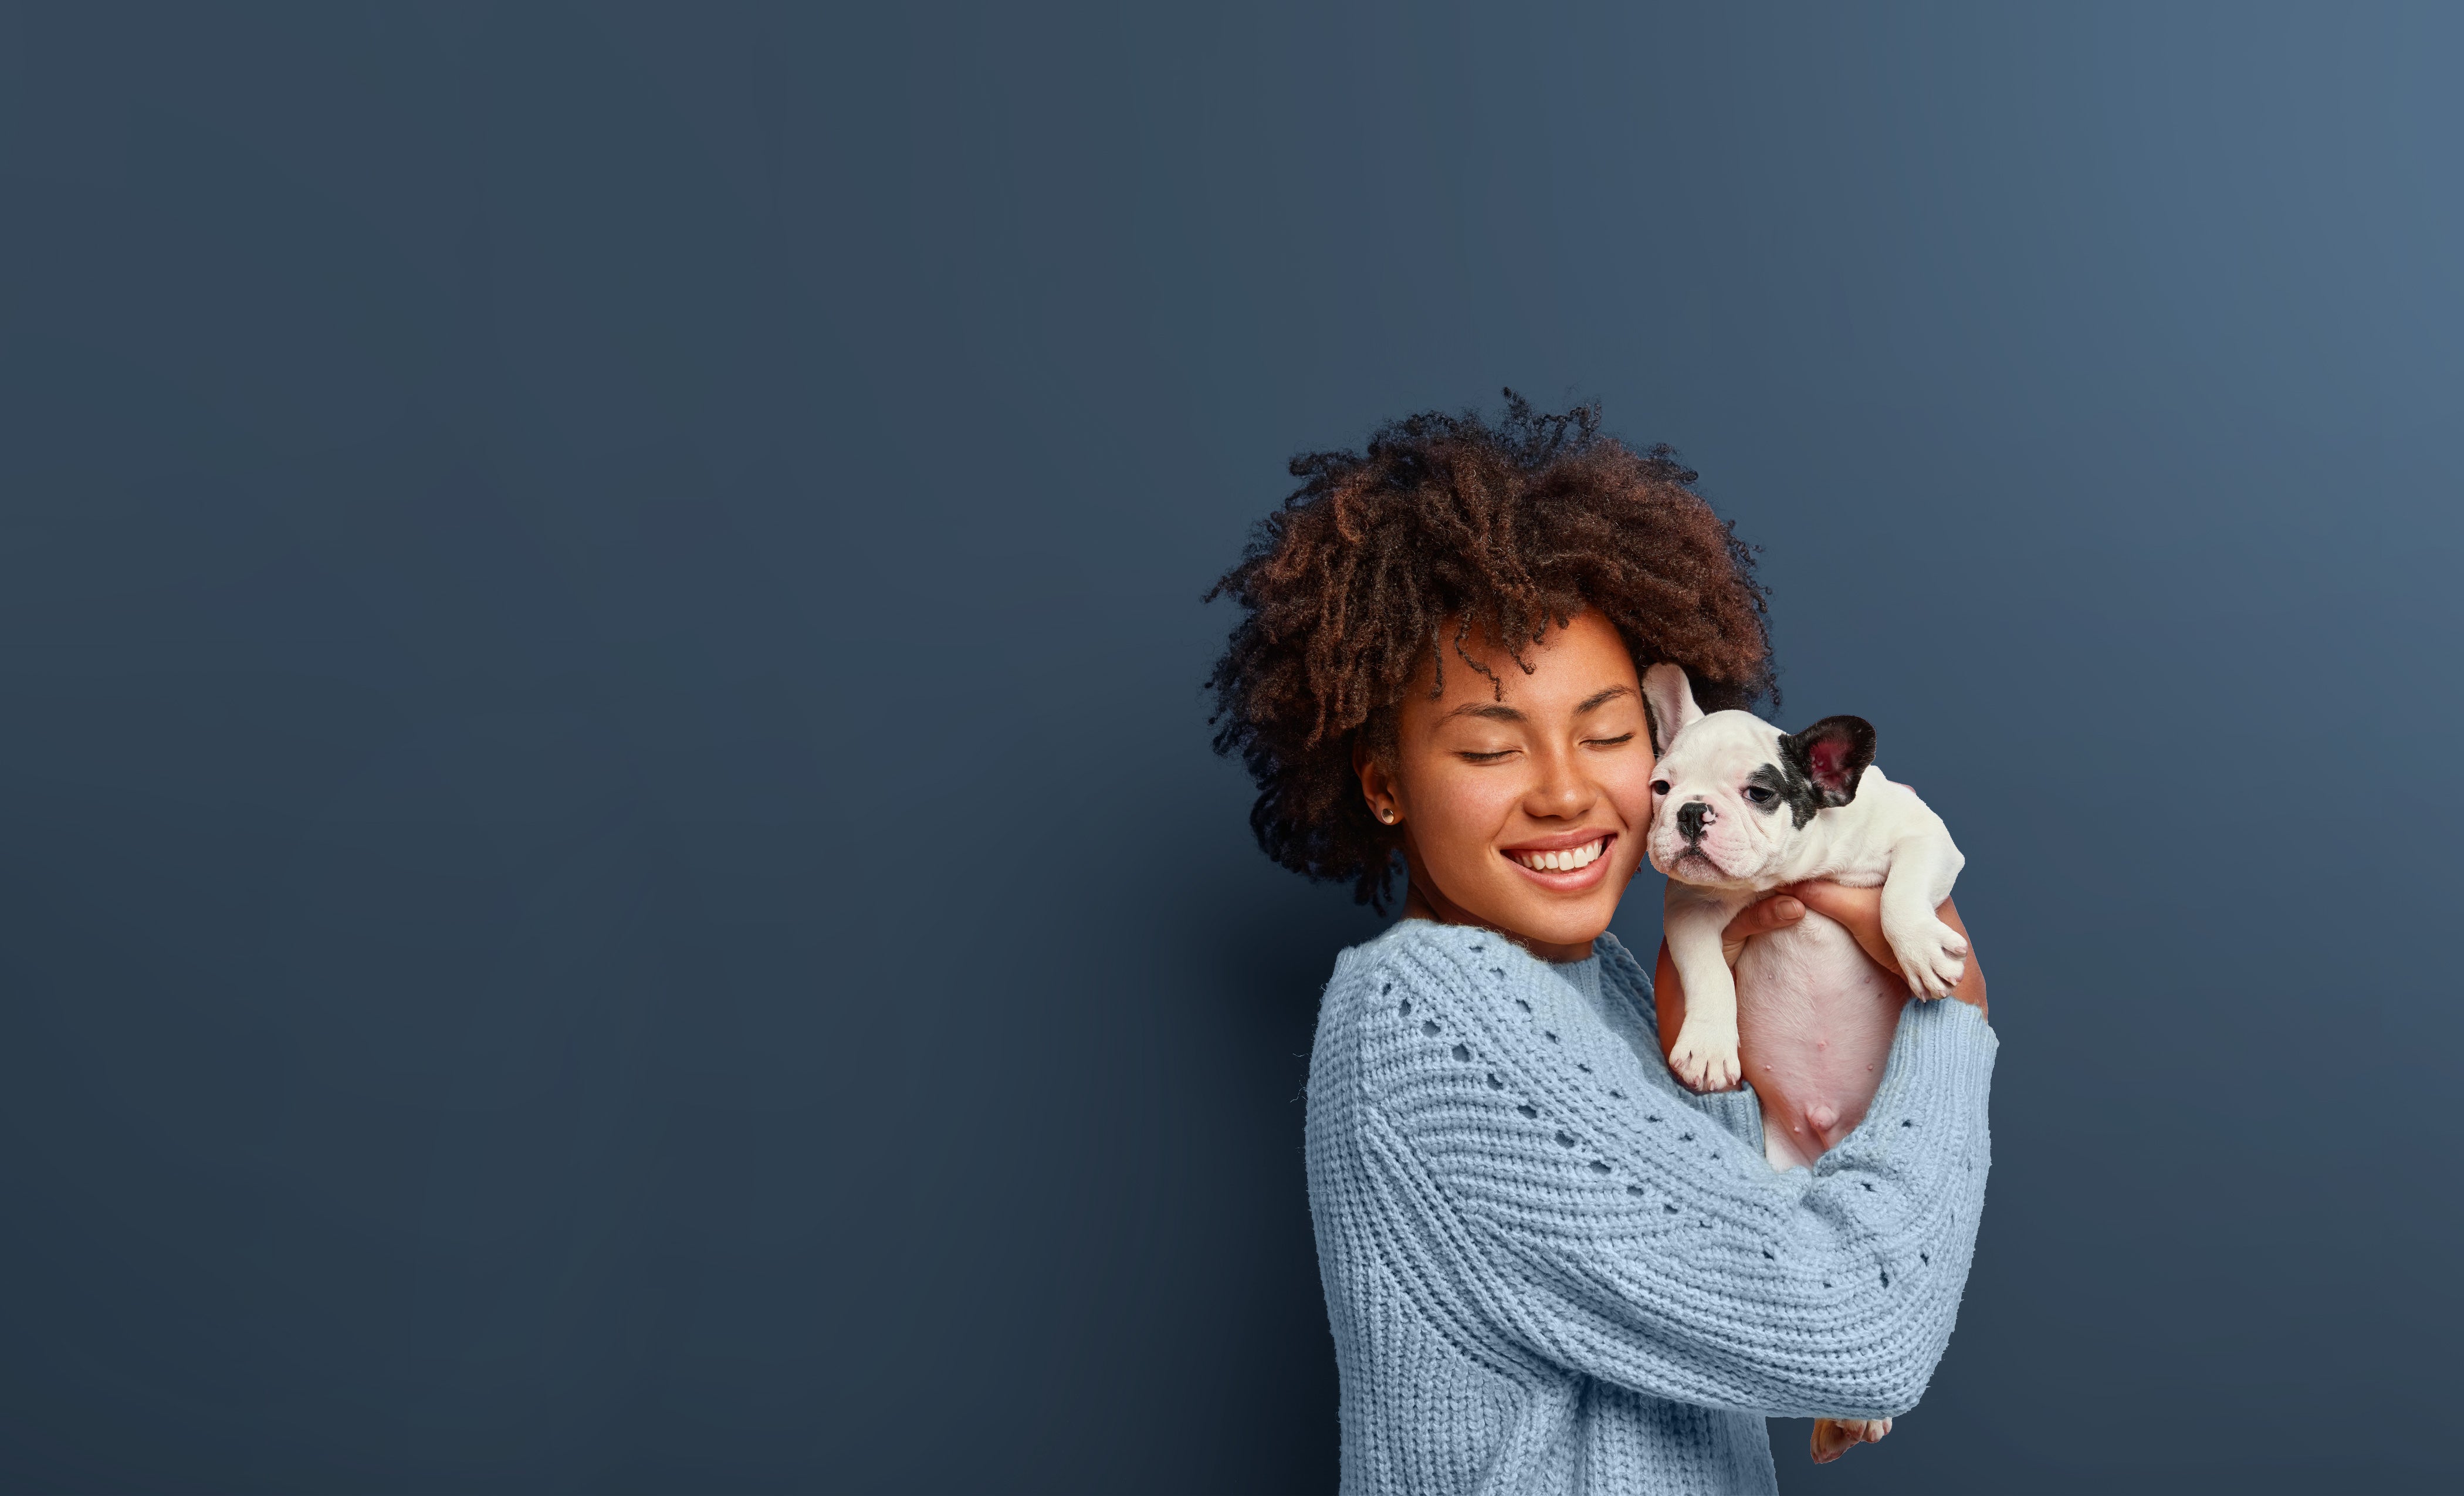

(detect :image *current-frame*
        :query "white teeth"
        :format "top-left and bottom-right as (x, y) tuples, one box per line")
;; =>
(1516, 838), (1606, 872)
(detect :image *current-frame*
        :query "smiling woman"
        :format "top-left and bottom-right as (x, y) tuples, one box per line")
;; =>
(1353, 612), (1656, 962)
(1206, 393), (1775, 912)
(1206, 395), (1998, 1494)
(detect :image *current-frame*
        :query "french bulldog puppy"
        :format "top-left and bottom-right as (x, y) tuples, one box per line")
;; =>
(1640, 664), (1968, 1169)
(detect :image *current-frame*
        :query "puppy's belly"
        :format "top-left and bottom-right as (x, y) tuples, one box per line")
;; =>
(1735, 912), (1909, 1171)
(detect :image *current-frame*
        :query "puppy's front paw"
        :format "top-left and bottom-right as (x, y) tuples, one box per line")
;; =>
(1884, 913), (1969, 1000)
(1667, 1020), (1741, 1092)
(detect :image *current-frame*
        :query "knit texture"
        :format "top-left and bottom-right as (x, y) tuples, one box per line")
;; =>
(1304, 919), (1996, 1495)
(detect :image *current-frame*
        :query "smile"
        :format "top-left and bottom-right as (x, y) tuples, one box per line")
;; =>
(1507, 837), (1608, 872)
(1498, 833), (1617, 891)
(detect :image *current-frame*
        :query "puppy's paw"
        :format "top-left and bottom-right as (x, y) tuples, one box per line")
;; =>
(1667, 1020), (1741, 1092)
(1809, 1417), (1893, 1463)
(1884, 914), (1969, 1000)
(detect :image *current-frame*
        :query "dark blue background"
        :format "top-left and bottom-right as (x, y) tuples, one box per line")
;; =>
(2, 4), (2455, 1491)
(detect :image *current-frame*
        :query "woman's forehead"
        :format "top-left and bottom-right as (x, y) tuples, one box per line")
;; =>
(1407, 611), (1640, 715)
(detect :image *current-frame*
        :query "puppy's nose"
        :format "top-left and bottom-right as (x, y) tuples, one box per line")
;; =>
(1677, 800), (1711, 842)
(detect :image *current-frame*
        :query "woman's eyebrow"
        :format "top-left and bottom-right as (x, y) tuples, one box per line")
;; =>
(1576, 685), (1636, 714)
(1443, 702), (1525, 723)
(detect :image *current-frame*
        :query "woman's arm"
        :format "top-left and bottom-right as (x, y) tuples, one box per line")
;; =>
(1659, 886), (1986, 1460)
(1796, 885), (1987, 1017)
(1360, 929), (1996, 1419)
(1655, 889), (1986, 1068)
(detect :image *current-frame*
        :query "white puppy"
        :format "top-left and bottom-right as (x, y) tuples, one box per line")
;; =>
(1641, 664), (1968, 1157)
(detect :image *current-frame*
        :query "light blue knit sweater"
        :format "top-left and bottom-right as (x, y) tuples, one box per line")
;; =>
(1304, 919), (1996, 1494)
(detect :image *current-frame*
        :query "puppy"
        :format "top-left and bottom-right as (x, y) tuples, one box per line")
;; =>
(1639, 664), (1968, 1169)
(1639, 664), (1967, 1464)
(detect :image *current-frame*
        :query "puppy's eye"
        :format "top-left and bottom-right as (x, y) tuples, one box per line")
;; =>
(1651, 780), (1670, 796)
(1743, 786), (1775, 804)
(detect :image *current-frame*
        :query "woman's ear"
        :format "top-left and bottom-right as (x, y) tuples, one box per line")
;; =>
(1639, 663), (1703, 755)
(1353, 733), (1399, 823)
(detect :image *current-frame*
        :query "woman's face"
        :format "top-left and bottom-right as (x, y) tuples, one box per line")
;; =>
(1359, 610), (1660, 962)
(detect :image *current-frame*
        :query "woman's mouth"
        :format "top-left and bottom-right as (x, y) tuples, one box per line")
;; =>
(1501, 833), (1617, 890)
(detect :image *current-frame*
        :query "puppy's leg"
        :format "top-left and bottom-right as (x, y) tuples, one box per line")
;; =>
(1663, 884), (1748, 1092)
(1879, 823), (1968, 999)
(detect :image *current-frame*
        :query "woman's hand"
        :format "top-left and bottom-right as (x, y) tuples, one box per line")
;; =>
(1810, 1416), (1892, 1463)
(1720, 893), (1807, 968)
(1655, 886), (1987, 1060)
(1785, 883), (1987, 1018)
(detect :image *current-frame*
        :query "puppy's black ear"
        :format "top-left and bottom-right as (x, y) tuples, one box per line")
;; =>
(1779, 716), (1876, 808)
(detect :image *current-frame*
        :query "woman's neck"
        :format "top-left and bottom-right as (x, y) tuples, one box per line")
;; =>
(1403, 876), (1596, 965)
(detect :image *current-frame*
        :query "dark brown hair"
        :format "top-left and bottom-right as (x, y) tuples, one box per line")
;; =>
(1205, 392), (1777, 907)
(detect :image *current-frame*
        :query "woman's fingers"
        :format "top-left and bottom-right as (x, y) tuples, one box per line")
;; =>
(1808, 1418), (1861, 1463)
(1810, 1416), (1894, 1463)
(1725, 894), (1806, 941)
(1782, 881), (1888, 963)
(1809, 1420), (1851, 1464)
(1718, 893), (1805, 967)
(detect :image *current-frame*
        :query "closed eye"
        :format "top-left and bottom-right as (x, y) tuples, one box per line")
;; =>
(1458, 749), (1516, 764)
(1584, 732), (1634, 748)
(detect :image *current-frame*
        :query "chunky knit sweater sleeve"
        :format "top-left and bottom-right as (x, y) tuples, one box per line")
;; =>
(1339, 920), (1995, 1420)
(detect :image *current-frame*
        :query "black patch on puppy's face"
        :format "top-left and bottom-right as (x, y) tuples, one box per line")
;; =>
(1742, 763), (1807, 823)
(1752, 760), (1827, 829)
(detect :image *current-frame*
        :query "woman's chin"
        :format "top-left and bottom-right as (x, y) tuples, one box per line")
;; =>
(1417, 856), (1627, 956)
(1470, 888), (1618, 955)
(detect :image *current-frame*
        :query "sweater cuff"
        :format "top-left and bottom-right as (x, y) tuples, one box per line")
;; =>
(1914, 994), (1996, 1057)
(1691, 1081), (1766, 1155)
(1843, 995), (1997, 1157)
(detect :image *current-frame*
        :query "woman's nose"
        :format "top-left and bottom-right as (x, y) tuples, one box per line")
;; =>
(1525, 750), (1595, 817)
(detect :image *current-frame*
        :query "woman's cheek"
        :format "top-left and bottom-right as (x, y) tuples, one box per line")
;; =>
(1421, 765), (1515, 876)
(1433, 773), (1507, 847)
(1611, 759), (1658, 832)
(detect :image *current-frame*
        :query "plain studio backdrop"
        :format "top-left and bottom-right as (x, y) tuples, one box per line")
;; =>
(1, 4), (2456, 1491)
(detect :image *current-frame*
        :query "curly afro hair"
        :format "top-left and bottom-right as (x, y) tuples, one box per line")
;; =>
(1205, 391), (1778, 908)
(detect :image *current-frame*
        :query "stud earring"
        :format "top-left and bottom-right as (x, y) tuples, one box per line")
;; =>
(1380, 807), (1397, 824)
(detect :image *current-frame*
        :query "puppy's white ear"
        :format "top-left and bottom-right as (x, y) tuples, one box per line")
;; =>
(1639, 663), (1703, 755)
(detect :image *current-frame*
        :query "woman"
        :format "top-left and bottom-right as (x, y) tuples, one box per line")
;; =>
(1206, 397), (1995, 1494)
